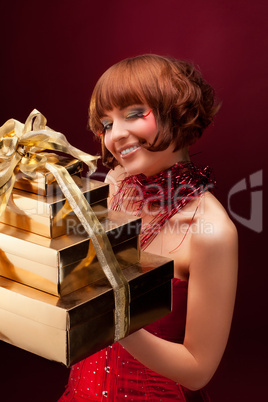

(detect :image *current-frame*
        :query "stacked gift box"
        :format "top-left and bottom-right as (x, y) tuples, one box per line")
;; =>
(0, 112), (173, 367)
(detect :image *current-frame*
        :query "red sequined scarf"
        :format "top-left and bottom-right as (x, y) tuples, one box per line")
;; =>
(110, 162), (215, 250)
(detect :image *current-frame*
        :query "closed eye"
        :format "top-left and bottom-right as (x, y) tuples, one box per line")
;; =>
(100, 122), (113, 134)
(126, 109), (152, 120)
(99, 109), (152, 134)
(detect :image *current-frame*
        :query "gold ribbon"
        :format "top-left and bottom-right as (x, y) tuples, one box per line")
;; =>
(0, 109), (98, 214)
(0, 109), (130, 342)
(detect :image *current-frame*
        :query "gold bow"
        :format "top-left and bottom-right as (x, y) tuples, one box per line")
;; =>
(0, 109), (130, 342)
(0, 109), (98, 214)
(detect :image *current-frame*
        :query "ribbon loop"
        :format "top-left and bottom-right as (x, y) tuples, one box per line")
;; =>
(23, 109), (47, 133)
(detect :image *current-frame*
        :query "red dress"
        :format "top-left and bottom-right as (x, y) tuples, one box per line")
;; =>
(58, 279), (210, 401)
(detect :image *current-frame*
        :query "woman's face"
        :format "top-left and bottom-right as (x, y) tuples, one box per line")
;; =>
(100, 104), (181, 176)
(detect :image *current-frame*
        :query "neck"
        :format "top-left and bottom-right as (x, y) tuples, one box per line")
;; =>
(177, 147), (190, 163)
(143, 147), (190, 177)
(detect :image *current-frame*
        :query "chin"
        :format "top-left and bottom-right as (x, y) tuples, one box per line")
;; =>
(122, 164), (144, 176)
(125, 165), (157, 177)
(124, 168), (143, 176)
(121, 158), (159, 176)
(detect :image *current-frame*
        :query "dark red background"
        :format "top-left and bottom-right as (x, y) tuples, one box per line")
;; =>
(0, 1), (266, 401)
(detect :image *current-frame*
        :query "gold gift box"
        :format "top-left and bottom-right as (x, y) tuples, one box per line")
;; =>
(14, 156), (83, 196)
(0, 252), (173, 367)
(0, 178), (109, 238)
(0, 210), (141, 296)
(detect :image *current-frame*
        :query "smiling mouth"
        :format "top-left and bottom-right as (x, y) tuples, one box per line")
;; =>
(120, 145), (140, 156)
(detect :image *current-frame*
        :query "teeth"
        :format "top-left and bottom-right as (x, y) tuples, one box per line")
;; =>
(121, 145), (139, 155)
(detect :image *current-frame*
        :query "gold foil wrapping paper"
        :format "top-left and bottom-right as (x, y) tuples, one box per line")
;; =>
(14, 155), (84, 196)
(0, 252), (174, 367)
(0, 178), (109, 238)
(0, 110), (130, 341)
(0, 211), (141, 296)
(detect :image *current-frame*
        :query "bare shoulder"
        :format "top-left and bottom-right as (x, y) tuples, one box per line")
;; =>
(190, 191), (238, 274)
(196, 191), (238, 244)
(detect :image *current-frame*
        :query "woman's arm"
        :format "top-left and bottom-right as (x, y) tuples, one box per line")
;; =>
(119, 217), (238, 390)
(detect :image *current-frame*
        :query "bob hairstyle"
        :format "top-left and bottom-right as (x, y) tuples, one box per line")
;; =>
(89, 54), (220, 169)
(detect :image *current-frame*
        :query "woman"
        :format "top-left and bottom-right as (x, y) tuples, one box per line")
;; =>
(59, 54), (238, 401)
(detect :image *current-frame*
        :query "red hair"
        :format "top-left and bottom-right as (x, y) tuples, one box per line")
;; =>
(89, 54), (220, 168)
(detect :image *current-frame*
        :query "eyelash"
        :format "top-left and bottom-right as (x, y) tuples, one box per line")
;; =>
(99, 110), (151, 135)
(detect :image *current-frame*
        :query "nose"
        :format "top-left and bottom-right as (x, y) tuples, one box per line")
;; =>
(110, 119), (129, 142)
